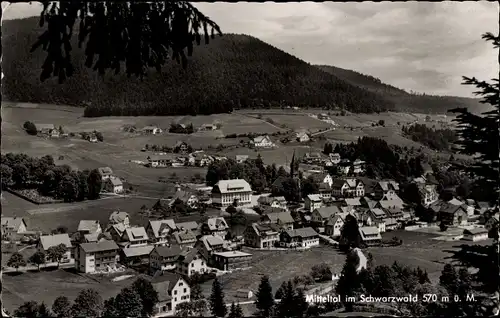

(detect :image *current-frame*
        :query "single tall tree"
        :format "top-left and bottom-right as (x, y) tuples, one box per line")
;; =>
(336, 253), (362, 312)
(87, 169), (103, 200)
(7, 252), (26, 272)
(131, 277), (159, 317)
(71, 288), (103, 317)
(255, 276), (274, 317)
(46, 243), (67, 267)
(29, 251), (47, 271)
(448, 33), (500, 315)
(52, 296), (72, 317)
(210, 278), (227, 317)
(113, 287), (144, 317)
(228, 302), (244, 318)
(32, 2), (222, 83)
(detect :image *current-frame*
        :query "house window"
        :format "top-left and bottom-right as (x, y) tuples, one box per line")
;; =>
(174, 290), (177, 295)
(179, 282), (183, 286)
(184, 288), (187, 293)
(174, 297), (177, 302)
(191, 263), (194, 267)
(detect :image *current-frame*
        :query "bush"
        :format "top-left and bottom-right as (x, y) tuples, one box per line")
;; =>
(378, 119), (385, 126)
(23, 121), (37, 135)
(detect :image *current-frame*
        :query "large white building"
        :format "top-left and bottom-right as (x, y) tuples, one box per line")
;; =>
(211, 179), (252, 207)
(151, 272), (191, 316)
(75, 240), (119, 273)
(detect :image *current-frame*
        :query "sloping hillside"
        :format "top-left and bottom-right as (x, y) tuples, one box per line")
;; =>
(316, 65), (486, 114)
(2, 17), (394, 117)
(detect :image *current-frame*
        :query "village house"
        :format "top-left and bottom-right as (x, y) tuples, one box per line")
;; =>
(212, 251), (253, 271)
(1, 217), (28, 240)
(77, 220), (102, 237)
(235, 155), (249, 163)
(199, 123), (218, 131)
(309, 172), (334, 187)
(147, 155), (173, 168)
(279, 227), (319, 248)
(303, 152), (323, 164)
(351, 159), (366, 174)
(120, 245), (154, 266)
(106, 224), (128, 242)
(244, 222), (281, 249)
(143, 126), (163, 135)
(174, 141), (190, 154)
(250, 135), (275, 148)
(373, 180), (400, 200)
(97, 167), (113, 180)
(176, 221), (199, 233)
(169, 189), (199, 209)
(195, 235), (228, 260)
(211, 179), (253, 208)
(108, 211), (131, 228)
(261, 211), (295, 231)
(329, 153), (341, 165)
(258, 195), (288, 211)
(146, 219), (177, 246)
(296, 131), (310, 143)
(358, 226), (382, 246)
(151, 272), (191, 316)
(414, 179), (439, 206)
(343, 197), (362, 208)
(448, 198), (475, 217)
(463, 228), (489, 242)
(485, 214), (499, 232)
(318, 183), (332, 200)
(331, 179), (365, 198)
(384, 218), (399, 231)
(103, 176), (124, 194)
(305, 194), (323, 213)
(36, 124), (60, 138)
(149, 245), (183, 274)
(338, 160), (351, 175)
(87, 134), (98, 143)
(120, 227), (149, 248)
(75, 240), (119, 273)
(172, 230), (197, 249)
(325, 215), (344, 238)
(367, 209), (387, 233)
(438, 203), (468, 226)
(311, 206), (341, 227)
(176, 248), (208, 277)
(201, 217), (229, 238)
(38, 233), (73, 264)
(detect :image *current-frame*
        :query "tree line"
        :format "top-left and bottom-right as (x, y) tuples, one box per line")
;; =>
(402, 123), (458, 151)
(1, 153), (102, 202)
(325, 137), (425, 181)
(4, 18), (394, 117)
(206, 154), (289, 193)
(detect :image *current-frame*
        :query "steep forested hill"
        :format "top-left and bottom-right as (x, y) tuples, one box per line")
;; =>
(2, 17), (394, 117)
(316, 65), (486, 114)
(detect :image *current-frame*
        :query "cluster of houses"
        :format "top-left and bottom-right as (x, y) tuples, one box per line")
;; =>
(97, 167), (124, 194)
(34, 124), (64, 138)
(146, 149), (228, 168)
(139, 122), (219, 136)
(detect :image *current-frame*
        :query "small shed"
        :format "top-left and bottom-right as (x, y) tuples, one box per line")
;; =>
(463, 228), (489, 242)
(236, 289), (253, 299)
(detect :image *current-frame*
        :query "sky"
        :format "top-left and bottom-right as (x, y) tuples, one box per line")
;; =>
(2, 1), (499, 97)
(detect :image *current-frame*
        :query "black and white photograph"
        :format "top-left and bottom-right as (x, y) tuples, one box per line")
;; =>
(1, 1), (499, 317)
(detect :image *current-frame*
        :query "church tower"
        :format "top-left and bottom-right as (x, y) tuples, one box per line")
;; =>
(290, 150), (299, 179)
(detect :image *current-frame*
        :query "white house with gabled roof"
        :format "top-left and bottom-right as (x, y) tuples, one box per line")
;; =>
(146, 219), (177, 246)
(38, 233), (73, 264)
(211, 179), (252, 207)
(250, 135), (275, 148)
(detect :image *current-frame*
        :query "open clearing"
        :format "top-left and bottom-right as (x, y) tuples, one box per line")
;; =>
(2, 268), (134, 312)
(2, 191), (220, 235)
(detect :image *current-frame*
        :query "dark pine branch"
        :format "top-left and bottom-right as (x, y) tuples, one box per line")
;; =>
(31, 1), (223, 83)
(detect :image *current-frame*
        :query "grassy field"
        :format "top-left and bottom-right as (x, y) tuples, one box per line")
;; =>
(2, 268), (137, 312)
(368, 229), (493, 282)
(200, 246), (346, 302)
(2, 191), (220, 234)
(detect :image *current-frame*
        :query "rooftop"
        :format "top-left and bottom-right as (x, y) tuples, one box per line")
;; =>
(214, 179), (252, 194)
(80, 240), (119, 253)
(39, 234), (72, 250)
(122, 245), (154, 257)
(213, 251), (252, 258)
(285, 227), (318, 238)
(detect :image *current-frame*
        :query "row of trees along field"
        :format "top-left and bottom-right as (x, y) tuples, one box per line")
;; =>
(0, 153), (102, 202)
(402, 124), (458, 151)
